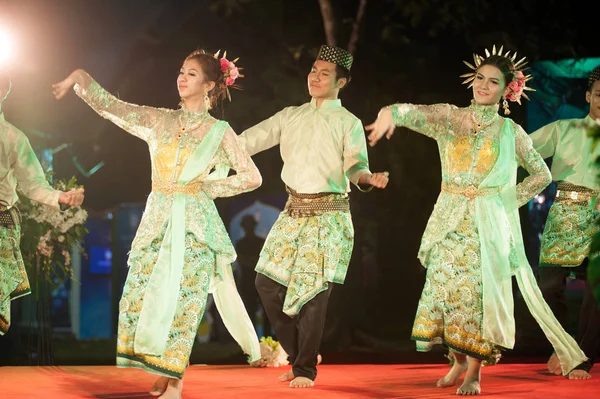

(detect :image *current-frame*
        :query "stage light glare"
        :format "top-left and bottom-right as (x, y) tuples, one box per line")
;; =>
(0, 28), (14, 66)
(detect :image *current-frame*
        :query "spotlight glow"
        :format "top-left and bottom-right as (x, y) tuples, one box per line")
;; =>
(0, 28), (14, 66)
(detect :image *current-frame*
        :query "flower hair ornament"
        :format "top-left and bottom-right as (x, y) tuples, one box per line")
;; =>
(184, 49), (244, 109)
(460, 45), (534, 115)
(214, 49), (243, 101)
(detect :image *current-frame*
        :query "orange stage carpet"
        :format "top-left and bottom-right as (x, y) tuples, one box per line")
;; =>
(1, 364), (598, 398)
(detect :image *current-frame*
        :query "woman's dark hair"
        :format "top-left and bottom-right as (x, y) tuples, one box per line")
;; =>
(478, 55), (515, 86)
(183, 50), (227, 107)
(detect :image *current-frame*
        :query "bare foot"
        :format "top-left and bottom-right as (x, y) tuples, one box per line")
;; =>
(150, 376), (169, 396)
(437, 361), (468, 388)
(278, 370), (294, 382)
(547, 353), (562, 375)
(279, 354), (321, 382)
(158, 378), (182, 399)
(289, 376), (314, 388)
(456, 379), (481, 395)
(568, 369), (592, 380)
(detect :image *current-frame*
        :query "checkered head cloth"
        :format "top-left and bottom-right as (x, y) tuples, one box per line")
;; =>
(589, 66), (600, 90)
(316, 45), (353, 71)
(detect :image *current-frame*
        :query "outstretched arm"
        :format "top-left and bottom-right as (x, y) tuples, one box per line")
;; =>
(53, 69), (163, 141)
(366, 103), (453, 146)
(529, 121), (558, 159)
(237, 108), (289, 155)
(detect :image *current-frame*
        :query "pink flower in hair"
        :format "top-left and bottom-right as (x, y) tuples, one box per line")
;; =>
(229, 67), (239, 80)
(220, 58), (229, 72)
(508, 81), (520, 92)
(225, 77), (235, 86)
(506, 69), (526, 102)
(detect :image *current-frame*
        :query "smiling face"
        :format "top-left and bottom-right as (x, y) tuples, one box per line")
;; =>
(177, 58), (215, 103)
(307, 60), (346, 101)
(472, 64), (507, 106)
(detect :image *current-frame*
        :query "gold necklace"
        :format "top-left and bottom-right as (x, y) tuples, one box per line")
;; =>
(471, 109), (497, 135)
(177, 110), (209, 138)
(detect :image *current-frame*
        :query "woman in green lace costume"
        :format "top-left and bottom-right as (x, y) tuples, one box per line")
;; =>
(53, 50), (261, 399)
(366, 47), (587, 396)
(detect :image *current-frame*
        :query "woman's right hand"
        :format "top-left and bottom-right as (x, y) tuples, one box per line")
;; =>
(52, 71), (79, 99)
(365, 107), (395, 147)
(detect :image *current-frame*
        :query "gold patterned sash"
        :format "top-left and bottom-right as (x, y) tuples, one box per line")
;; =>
(151, 181), (203, 196)
(555, 181), (598, 204)
(284, 186), (350, 218)
(441, 183), (502, 200)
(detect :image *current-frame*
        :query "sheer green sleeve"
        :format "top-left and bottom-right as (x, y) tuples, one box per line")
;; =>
(387, 103), (454, 141)
(515, 122), (552, 207)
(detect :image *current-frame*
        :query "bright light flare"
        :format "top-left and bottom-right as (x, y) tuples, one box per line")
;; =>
(0, 28), (14, 66)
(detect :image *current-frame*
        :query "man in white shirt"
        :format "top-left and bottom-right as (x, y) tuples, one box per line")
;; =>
(0, 72), (84, 335)
(239, 45), (388, 388)
(531, 65), (600, 380)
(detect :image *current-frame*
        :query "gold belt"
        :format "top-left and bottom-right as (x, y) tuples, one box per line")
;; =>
(441, 183), (501, 200)
(152, 181), (202, 196)
(555, 182), (597, 204)
(284, 186), (350, 218)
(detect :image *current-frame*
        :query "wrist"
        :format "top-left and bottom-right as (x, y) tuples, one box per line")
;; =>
(377, 107), (391, 118)
(358, 173), (371, 185)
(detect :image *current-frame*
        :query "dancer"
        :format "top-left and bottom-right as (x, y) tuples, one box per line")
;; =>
(366, 46), (587, 395)
(1, 71), (84, 336)
(531, 65), (600, 380)
(239, 45), (389, 388)
(53, 49), (261, 399)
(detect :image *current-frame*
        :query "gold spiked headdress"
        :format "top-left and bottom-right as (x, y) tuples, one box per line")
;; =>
(460, 45), (534, 105)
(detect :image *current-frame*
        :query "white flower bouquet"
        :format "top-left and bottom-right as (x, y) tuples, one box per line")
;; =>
(250, 336), (289, 368)
(18, 175), (88, 287)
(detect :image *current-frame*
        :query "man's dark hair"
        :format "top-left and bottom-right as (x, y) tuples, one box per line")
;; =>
(335, 66), (351, 90)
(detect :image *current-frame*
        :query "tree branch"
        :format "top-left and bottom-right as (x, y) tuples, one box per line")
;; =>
(348, 0), (367, 55)
(318, 0), (336, 46)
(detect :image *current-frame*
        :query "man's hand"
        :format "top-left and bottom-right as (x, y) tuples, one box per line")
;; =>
(58, 188), (85, 207)
(359, 172), (389, 189)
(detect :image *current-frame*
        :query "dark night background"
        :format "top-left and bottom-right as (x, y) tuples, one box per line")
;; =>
(0, 0), (597, 365)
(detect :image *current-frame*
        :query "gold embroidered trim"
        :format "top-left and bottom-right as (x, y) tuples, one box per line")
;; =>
(284, 186), (350, 218)
(152, 181), (202, 196)
(441, 183), (501, 200)
(555, 181), (597, 204)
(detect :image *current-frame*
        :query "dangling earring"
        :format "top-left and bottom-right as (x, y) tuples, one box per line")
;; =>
(502, 98), (511, 115)
(204, 94), (211, 111)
